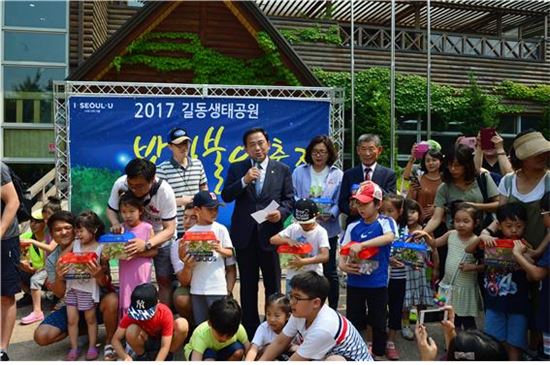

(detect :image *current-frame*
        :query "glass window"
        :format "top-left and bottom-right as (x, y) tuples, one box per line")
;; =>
(398, 115), (421, 131)
(430, 134), (460, 152)
(499, 115), (516, 134)
(4, 66), (66, 124)
(4, 32), (66, 63)
(4, 1), (66, 29)
(521, 115), (541, 132)
(126, 0), (145, 7)
(4, 66), (66, 92)
(397, 134), (418, 156)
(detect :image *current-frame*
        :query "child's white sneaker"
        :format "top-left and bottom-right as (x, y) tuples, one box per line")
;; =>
(401, 326), (414, 340)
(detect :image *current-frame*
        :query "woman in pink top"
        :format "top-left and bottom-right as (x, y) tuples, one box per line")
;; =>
(117, 194), (157, 317)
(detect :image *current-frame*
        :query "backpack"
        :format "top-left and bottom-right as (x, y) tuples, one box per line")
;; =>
(7, 166), (33, 223)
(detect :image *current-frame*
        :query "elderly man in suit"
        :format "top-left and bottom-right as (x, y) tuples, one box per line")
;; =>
(339, 134), (397, 226)
(221, 127), (294, 338)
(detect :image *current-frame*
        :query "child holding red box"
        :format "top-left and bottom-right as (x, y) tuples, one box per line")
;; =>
(270, 199), (329, 293)
(465, 203), (530, 361)
(62, 211), (109, 361)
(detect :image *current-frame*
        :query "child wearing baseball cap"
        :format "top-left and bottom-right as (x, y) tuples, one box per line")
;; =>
(183, 191), (236, 326)
(270, 198), (330, 293)
(338, 181), (397, 360)
(111, 283), (188, 361)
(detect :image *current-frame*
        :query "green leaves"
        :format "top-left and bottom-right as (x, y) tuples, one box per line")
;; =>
(109, 31), (300, 86)
(280, 25), (341, 45)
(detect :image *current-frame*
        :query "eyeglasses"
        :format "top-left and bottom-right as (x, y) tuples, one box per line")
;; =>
(312, 149), (328, 156)
(289, 295), (314, 303)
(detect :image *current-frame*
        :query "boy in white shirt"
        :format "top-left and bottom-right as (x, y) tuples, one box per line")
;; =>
(270, 199), (329, 293)
(259, 271), (372, 361)
(185, 191), (236, 325)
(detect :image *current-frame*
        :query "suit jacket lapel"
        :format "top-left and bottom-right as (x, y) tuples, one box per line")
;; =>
(259, 159), (275, 198)
(370, 165), (379, 182)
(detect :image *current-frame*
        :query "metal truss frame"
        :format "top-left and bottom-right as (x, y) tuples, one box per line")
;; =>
(53, 81), (344, 202)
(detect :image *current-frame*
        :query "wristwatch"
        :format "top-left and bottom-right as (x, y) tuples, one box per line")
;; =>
(144, 241), (153, 251)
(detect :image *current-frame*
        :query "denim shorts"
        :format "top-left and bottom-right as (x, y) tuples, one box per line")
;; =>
(484, 308), (528, 349)
(41, 304), (103, 333)
(202, 341), (244, 361)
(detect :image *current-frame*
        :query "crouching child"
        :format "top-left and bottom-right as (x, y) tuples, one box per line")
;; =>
(111, 283), (188, 361)
(259, 271), (373, 361)
(184, 297), (250, 360)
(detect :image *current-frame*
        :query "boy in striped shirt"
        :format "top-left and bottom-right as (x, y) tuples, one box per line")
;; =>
(259, 271), (372, 361)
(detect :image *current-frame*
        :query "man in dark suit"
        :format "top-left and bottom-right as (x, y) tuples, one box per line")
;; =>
(221, 127), (294, 338)
(339, 134), (397, 226)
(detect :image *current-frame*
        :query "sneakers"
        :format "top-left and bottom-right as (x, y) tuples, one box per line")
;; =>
(20, 311), (44, 325)
(385, 342), (400, 360)
(401, 326), (415, 341)
(0, 351), (9, 361)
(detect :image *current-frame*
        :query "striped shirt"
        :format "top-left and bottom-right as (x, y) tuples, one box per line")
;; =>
(283, 304), (372, 361)
(157, 157), (207, 235)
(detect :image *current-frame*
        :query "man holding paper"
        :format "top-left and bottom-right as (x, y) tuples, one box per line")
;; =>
(221, 127), (294, 338)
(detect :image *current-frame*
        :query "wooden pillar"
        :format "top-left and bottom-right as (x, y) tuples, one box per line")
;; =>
(496, 14), (502, 37)
(415, 6), (420, 29)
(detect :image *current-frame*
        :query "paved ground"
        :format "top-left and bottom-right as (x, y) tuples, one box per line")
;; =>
(8, 278), (450, 361)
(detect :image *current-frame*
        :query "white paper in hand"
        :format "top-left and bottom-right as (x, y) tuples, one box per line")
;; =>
(251, 200), (280, 224)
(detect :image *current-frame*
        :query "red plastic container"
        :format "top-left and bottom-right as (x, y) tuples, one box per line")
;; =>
(340, 242), (380, 274)
(483, 239), (524, 270)
(181, 231), (218, 258)
(277, 243), (313, 269)
(59, 252), (98, 280)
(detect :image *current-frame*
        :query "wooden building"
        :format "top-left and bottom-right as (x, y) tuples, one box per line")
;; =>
(4, 0), (549, 179)
(67, 1), (320, 85)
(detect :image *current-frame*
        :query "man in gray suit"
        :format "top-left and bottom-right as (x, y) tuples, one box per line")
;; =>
(221, 127), (294, 338)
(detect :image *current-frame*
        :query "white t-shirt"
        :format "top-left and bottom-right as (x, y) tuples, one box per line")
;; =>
(170, 239), (184, 274)
(498, 173), (548, 203)
(278, 223), (330, 279)
(187, 222), (236, 295)
(282, 304), (372, 361)
(251, 321), (278, 347)
(108, 176), (177, 248)
(309, 166), (329, 197)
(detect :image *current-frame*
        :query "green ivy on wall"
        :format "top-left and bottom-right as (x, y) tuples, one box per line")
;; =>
(111, 31), (300, 86)
(279, 25), (341, 45)
(313, 67), (539, 165)
(494, 81), (550, 137)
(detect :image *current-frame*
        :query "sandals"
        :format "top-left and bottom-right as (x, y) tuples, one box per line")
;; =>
(65, 348), (80, 361)
(103, 344), (117, 361)
(86, 347), (99, 361)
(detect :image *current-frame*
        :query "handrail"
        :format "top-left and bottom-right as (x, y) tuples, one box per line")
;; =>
(27, 168), (56, 198)
(337, 24), (544, 62)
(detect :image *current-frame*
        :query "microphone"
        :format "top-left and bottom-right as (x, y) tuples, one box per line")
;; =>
(251, 160), (261, 185)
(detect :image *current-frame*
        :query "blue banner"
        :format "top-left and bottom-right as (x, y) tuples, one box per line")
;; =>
(68, 96), (330, 227)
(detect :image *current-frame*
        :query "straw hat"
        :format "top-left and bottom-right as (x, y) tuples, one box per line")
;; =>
(513, 131), (550, 160)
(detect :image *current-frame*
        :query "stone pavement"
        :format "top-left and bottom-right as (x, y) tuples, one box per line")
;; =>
(8, 279), (450, 361)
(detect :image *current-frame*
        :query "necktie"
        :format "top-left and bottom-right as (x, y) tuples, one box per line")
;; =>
(255, 163), (263, 195)
(364, 167), (371, 181)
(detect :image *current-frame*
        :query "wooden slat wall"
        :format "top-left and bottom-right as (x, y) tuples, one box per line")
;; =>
(270, 17), (550, 90)
(70, 2), (137, 70)
(107, 5), (139, 36)
(92, 2), (109, 50)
